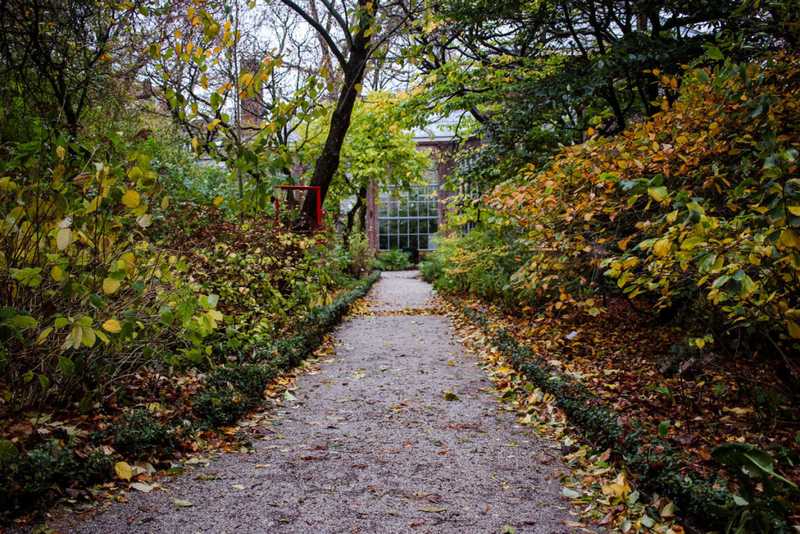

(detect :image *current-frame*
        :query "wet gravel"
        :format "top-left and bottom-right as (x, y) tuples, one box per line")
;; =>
(51, 271), (570, 533)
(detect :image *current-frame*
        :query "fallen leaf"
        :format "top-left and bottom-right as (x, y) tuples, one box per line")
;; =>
(601, 472), (630, 500)
(173, 498), (193, 508)
(561, 487), (581, 499)
(443, 390), (460, 401)
(130, 482), (154, 493)
(114, 461), (133, 481)
(418, 506), (446, 513)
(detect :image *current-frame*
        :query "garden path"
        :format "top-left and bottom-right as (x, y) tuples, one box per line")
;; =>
(53, 271), (570, 533)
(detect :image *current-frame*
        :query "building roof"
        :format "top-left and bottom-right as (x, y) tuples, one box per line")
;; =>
(411, 112), (469, 142)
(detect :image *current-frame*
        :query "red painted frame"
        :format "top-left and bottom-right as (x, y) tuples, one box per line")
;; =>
(274, 185), (324, 228)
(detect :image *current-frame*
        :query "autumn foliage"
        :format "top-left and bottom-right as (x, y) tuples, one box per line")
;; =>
(473, 53), (800, 373)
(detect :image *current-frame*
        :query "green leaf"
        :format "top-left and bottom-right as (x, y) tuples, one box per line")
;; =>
(658, 420), (670, 438)
(10, 267), (43, 288)
(706, 45), (724, 61)
(3, 314), (38, 332)
(0, 439), (19, 465)
(647, 186), (668, 202)
(58, 356), (76, 377)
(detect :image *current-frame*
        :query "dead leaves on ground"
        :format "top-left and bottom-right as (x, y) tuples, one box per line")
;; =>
(443, 297), (685, 533)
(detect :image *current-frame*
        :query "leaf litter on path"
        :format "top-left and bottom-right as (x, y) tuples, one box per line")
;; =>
(442, 296), (686, 533)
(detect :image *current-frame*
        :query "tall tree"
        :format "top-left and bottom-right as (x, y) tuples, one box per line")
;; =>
(277, 0), (418, 225)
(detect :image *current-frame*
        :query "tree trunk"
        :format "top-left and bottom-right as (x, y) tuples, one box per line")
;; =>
(300, 0), (376, 226)
(342, 192), (363, 249)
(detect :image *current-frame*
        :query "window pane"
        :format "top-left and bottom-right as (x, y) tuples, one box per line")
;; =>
(429, 219), (438, 234)
(408, 235), (419, 250)
(399, 219), (408, 234)
(408, 219), (418, 235)
(379, 235), (388, 249)
(419, 234), (428, 250)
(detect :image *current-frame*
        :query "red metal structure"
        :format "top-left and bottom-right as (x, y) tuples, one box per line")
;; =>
(273, 185), (324, 229)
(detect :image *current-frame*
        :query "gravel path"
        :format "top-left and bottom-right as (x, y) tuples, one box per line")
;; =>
(53, 271), (570, 533)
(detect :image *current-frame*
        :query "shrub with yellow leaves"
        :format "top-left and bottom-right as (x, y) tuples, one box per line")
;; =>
(437, 53), (800, 376)
(0, 134), (219, 411)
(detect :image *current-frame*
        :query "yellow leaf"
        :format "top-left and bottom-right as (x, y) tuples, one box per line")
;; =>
(122, 190), (140, 208)
(120, 252), (136, 271)
(85, 195), (102, 214)
(102, 277), (120, 295)
(788, 321), (800, 339)
(601, 473), (630, 500)
(51, 265), (65, 282)
(127, 167), (143, 181)
(647, 186), (668, 202)
(114, 461), (133, 481)
(207, 119), (221, 131)
(213, 196), (224, 207)
(102, 319), (122, 333)
(56, 228), (71, 250)
(789, 206), (800, 216)
(239, 72), (253, 86)
(56, 146), (66, 160)
(779, 229), (800, 249)
(161, 196), (170, 210)
(36, 327), (53, 345)
(653, 238), (671, 258)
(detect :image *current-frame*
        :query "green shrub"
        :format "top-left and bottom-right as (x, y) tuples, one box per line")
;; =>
(206, 364), (278, 400)
(423, 227), (532, 307)
(193, 388), (249, 427)
(113, 409), (172, 459)
(0, 440), (112, 515)
(371, 249), (413, 271)
(347, 232), (374, 276)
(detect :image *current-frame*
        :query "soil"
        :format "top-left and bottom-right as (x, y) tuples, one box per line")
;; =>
(46, 271), (571, 533)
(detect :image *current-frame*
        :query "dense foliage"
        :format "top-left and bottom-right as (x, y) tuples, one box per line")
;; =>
(429, 54), (800, 377)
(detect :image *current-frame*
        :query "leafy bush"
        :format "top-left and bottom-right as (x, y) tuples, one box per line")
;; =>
(206, 364), (278, 400)
(163, 208), (353, 362)
(0, 440), (111, 513)
(346, 232), (374, 276)
(423, 227), (532, 306)
(0, 126), (222, 410)
(113, 409), (172, 459)
(371, 249), (413, 271)
(433, 54), (800, 373)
